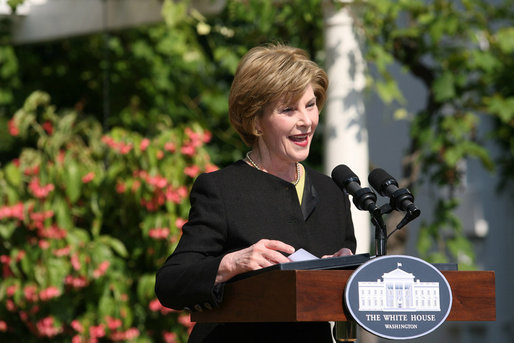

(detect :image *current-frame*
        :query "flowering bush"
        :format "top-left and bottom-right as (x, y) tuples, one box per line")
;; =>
(0, 91), (217, 342)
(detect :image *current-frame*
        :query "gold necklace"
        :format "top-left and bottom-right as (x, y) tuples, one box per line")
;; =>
(245, 151), (301, 186)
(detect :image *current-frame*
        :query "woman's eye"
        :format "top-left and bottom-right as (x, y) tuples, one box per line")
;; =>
(281, 107), (294, 113)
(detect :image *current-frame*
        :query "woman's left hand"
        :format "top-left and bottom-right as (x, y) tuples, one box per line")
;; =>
(321, 247), (353, 259)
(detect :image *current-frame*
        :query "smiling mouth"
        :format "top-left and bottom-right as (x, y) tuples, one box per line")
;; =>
(289, 134), (309, 143)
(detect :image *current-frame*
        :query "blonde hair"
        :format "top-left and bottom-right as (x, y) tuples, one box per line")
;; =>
(228, 44), (328, 146)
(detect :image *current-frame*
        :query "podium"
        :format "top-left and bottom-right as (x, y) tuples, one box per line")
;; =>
(192, 269), (495, 323)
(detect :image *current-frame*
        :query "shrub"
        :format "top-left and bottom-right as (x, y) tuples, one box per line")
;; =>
(0, 91), (217, 342)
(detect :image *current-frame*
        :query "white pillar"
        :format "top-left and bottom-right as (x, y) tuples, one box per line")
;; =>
(323, 1), (370, 254)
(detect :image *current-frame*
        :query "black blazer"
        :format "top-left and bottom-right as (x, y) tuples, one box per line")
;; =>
(155, 160), (356, 342)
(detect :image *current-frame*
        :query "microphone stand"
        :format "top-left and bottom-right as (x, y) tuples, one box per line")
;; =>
(371, 203), (420, 257)
(371, 209), (388, 256)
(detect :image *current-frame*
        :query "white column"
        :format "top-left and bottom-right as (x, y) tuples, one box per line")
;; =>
(323, 1), (370, 254)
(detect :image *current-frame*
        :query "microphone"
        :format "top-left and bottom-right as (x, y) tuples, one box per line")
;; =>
(368, 168), (420, 218)
(331, 164), (380, 216)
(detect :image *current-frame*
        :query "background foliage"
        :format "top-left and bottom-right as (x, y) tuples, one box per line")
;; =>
(0, 0), (327, 341)
(1, 90), (214, 342)
(357, 0), (514, 268)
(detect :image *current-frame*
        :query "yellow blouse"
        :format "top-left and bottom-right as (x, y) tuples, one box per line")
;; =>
(295, 163), (306, 204)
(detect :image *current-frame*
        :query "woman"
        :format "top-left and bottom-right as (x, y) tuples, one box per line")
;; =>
(155, 44), (356, 343)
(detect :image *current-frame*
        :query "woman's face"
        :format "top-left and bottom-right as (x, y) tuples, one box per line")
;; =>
(256, 84), (319, 166)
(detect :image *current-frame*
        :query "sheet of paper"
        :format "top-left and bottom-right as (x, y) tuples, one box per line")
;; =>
(288, 248), (319, 262)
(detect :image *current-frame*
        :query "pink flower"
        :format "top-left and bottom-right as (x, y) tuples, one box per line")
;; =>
(116, 182), (126, 194)
(177, 186), (188, 198)
(0, 202), (25, 220)
(110, 328), (139, 341)
(180, 144), (196, 157)
(39, 286), (61, 301)
(105, 316), (122, 331)
(72, 335), (85, 343)
(6, 285), (17, 297)
(156, 150), (164, 160)
(163, 331), (178, 343)
(165, 187), (181, 204)
(185, 128), (201, 145)
(89, 324), (105, 338)
(125, 328), (140, 340)
(140, 138), (150, 151)
(92, 261), (110, 279)
(184, 165), (200, 178)
(38, 224), (67, 240)
(6, 299), (15, 311)
(36, 316), (62, 337)
(0, 320), (7, 332)
(71, 254), (81, 271)
(178, 314), (195, 334)
(16, 250), (26, 262)
(71, 320), (84, 333)
(101, 135), (114, 146)
(42, 121), (53, 135)
(19, 311), (28, 321)
(39, 240), (50, 249)
(29, 209), (54, 222)
(202, 130), (212, 143)
(149, 298), (175, 315)
(164, 142), (176, 152)
(148, 228), (169, 240)
(149, 298), (161, 312)
(81, 172), (95, 184)
(119, 143), (133, 155)
(175, 218), (187, 231)
(53, 246), (71, 257)
(65, 275), (88, 289)
(8, 118), (19, 136)
(205, 164), (219, 173)
(131, 180), (141, 192)
(24, 285), (38, 302)
(146, 175), (168, 189)
(24, 164), (39, 176)
(28, 178), (55, 199)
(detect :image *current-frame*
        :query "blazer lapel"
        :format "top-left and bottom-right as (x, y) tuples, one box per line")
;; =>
(300, 171), (318, 221)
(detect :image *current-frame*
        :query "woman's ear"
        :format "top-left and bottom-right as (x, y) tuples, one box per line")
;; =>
(253, 118), (263, 136)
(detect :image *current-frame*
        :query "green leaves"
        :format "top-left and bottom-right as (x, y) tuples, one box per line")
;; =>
(63, 160), (82, 203)
(495, 27), (514, 53)
(432, 72), (456, 102)
(361, 0), (514, 267)
(485, 95), (514, 123)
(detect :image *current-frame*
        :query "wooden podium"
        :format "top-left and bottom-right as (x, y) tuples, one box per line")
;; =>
(192, 270), (495, 323)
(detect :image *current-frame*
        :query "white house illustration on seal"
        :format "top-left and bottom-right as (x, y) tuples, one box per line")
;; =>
(358, 263), (441, 311)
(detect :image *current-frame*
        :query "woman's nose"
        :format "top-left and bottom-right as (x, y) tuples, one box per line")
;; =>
(297, 109), (312, 126)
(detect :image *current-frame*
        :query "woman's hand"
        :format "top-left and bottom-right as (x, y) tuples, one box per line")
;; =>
(321, 247), (353, 259)
(215, 239), (295, 284)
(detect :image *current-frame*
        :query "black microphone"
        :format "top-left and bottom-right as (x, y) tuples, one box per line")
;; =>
(331, 164), (380, 216)
(368, 168), (420, 218)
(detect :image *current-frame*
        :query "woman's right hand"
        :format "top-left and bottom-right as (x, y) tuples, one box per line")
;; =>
(215, 239), (295, 284)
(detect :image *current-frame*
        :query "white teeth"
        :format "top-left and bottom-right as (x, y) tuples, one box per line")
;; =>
(290, 135), (307, 141)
